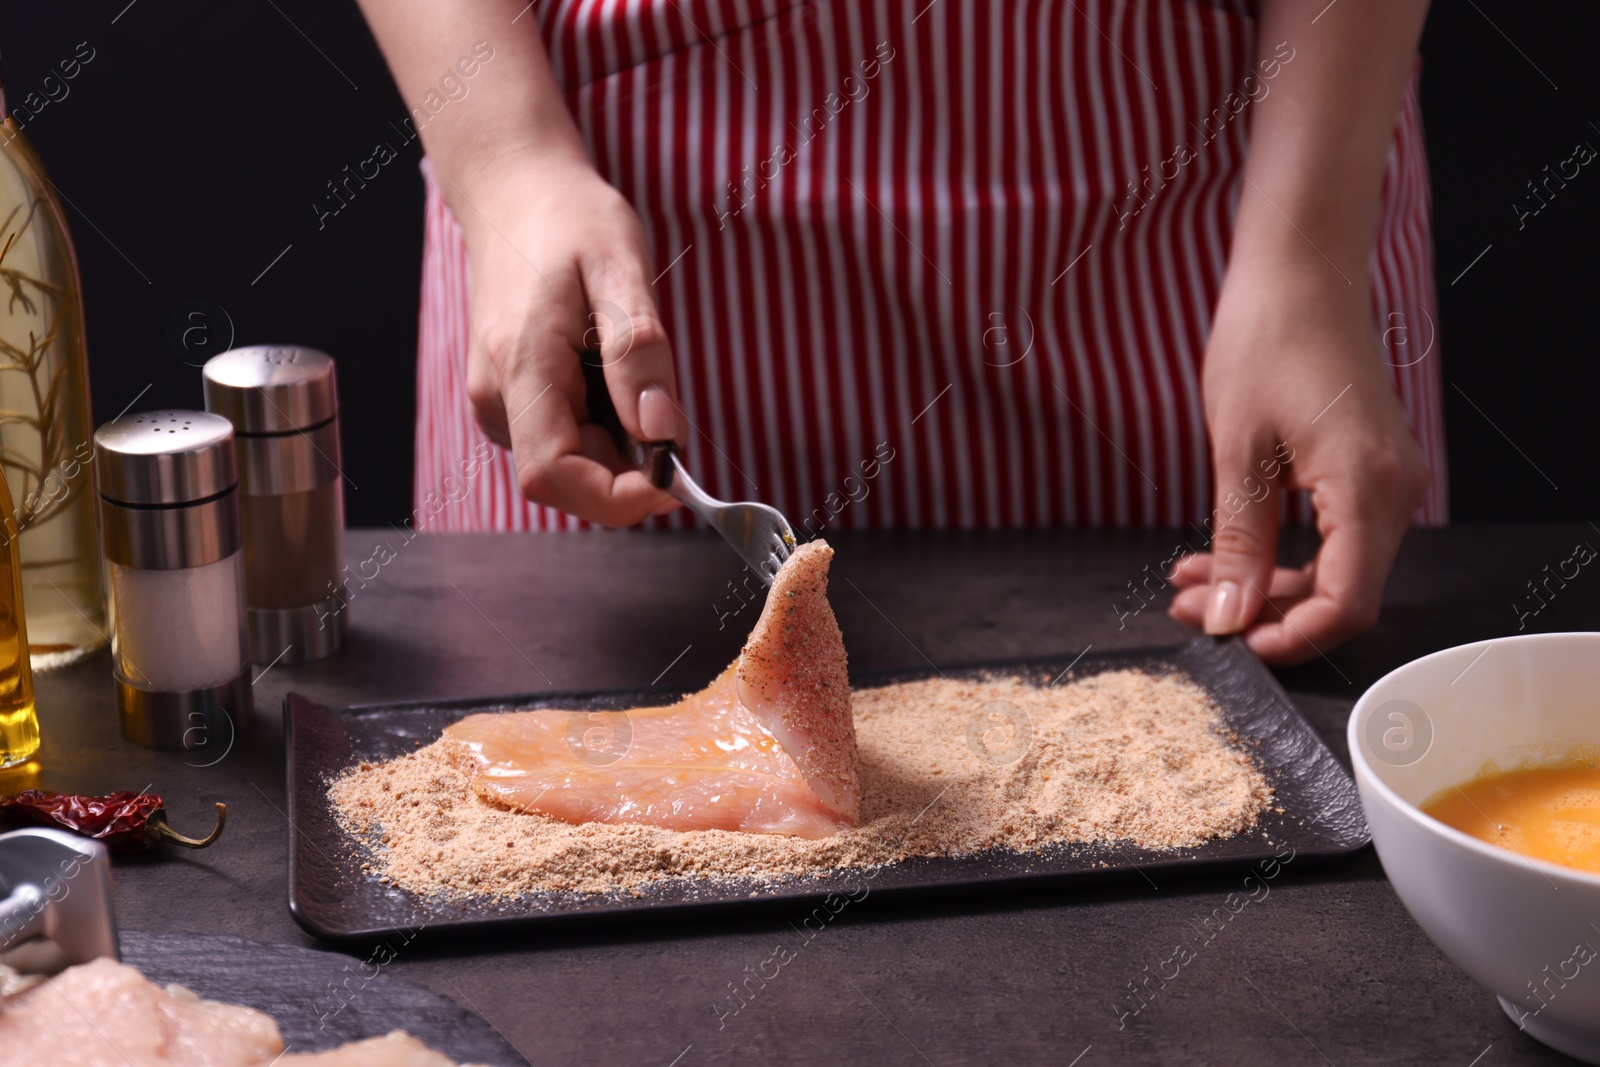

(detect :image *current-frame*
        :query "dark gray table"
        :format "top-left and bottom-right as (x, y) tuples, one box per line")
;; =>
(11, 526), (1594, 1066)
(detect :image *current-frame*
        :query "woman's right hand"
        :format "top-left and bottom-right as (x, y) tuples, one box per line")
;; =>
(350, 0), (682, 525)
(456, 153), (684, 526)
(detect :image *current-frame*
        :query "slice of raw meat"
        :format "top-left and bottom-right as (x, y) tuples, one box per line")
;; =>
(444, 539), (859, 837)
(0, 958), (484, 1067)
(0, 956), (282, 1067)
(735, 540), (859, 819)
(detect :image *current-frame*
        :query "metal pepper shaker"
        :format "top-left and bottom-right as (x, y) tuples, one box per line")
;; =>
(202, 345), (347, 665)
(94, 411), (252, 751)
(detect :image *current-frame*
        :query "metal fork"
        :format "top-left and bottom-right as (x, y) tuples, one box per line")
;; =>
(656, 449), (796, 583)
(580, 355), (797, 583)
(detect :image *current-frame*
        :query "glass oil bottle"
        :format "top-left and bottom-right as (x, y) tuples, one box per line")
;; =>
(0, 66), (107, 670)
(0, 461), (37, 767)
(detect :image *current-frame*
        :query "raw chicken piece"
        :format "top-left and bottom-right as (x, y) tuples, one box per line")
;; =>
(446, 539), (859, 837)
(0, 962), (42, 997)
(0, 959), (483, 1067)
(735, 539), (859, 819)
(447, 663), (845, 837)
(0, 956), (281, 1067)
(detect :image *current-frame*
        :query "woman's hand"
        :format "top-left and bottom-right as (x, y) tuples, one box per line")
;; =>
(1166, 261), (1428, 665)
(457, 153), (684, 526)
(351, 0), (682, 526)
(1164, 0), (1434, 665)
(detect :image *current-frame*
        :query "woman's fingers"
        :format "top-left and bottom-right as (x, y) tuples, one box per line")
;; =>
(1199, 440), (1283, 635)
(1172, 499), (1401, 666)
(465, 335), (513, 449)
(1171, 460), (1420, 666)
(1168, 564), (1314, 627)
(1168, 552), (1213, 587)
(475, 288), (660, 527)
(502, 349), (664, 526)
(525, 455), (670, 527)
(1241, 472), (1416, 665)
(582, 212), (686, 447)
(1169, 555), (1314, 596)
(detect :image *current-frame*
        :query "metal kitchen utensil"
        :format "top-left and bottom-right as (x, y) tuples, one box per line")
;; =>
(656, 450), (796, 583)
(0, 828), (119, 967)
(580, 355), (796, 583)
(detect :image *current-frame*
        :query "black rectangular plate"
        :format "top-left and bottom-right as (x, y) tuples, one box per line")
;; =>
(285, 636), (1368, 945)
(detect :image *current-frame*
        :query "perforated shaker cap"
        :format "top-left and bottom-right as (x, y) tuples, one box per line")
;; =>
(202, 345), (338, 434)
(94, 410), (238, 506)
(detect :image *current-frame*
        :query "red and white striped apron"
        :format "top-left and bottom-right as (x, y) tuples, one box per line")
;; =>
(414, 0), (1448, 531)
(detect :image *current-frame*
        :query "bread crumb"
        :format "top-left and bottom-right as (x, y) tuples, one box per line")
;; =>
(329, 669), (1272, 899)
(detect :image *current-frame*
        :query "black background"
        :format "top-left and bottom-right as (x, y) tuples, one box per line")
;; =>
(0, 1), (1592, 527)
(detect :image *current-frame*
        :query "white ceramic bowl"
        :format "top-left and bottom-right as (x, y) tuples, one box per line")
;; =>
(1350, 632), (1600, 1062)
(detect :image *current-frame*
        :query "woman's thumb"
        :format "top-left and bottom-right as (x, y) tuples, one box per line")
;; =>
(1202, 445), (1282, 635)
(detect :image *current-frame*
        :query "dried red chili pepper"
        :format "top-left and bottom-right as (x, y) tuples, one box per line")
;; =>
(0, 791), (226, 856)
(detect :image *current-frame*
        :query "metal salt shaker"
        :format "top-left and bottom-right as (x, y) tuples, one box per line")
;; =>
(94, 411), (252, 751)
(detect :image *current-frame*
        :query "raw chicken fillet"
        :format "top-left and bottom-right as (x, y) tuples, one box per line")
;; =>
(0, 957), (479, 1066)
(446, 539), (859, 837)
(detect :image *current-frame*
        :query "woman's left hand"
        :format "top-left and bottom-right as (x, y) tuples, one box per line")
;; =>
(1166, 258), (1429, 666)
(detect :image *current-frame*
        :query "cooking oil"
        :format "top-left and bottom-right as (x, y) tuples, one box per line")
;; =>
(0, 463), (37, 767)
(0, 107), (108, 671)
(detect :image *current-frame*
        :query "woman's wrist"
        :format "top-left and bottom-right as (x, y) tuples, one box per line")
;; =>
(1216, 241), (1371, 334)
(444, 138), (601, 247)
